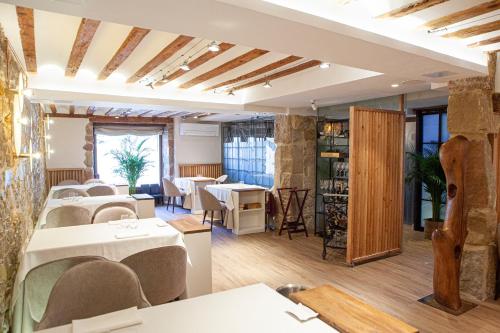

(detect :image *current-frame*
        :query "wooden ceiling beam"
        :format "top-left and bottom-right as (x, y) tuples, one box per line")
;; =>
(127, 35), (194, 83)
(104, 108), (114, 116)
(233, 60), (321, 91)
(69, 105), (75, 115)
(180, 48), (269, 89)
(155, 42), (235, 87)
(442, 20), (500, 38)
(98, 27), (150, 80)
(65, 18), (100, 77)
(423, 0), (500, 30)
(154, 111), (173, 117)
(16, 6), (37, 73)
(376, 0), (449, 19)
(49, 104), (57, 114)
(468, 35), (500, 47)
(86, 106), (95, 115)
(47, 113), (172, 124)
(205, 55), (302, 91)
(137, 110), (153, 117)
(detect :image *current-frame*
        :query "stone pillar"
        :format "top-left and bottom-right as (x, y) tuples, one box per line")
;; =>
(448, 76), (498, 300)
(162, 122), (175, 180)
(83, 121), (94, 179)
(273, 114), (316, 232)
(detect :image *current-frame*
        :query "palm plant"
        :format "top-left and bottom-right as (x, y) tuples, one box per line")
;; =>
(406, 146), (446, 222)
(108, 136), (152, 194)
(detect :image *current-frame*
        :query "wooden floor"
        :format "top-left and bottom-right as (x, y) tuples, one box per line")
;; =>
(156, 207), (500, 333)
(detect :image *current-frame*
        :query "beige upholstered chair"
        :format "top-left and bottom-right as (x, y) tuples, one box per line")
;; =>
(215, 175), (228, 184)
(52, 188), (89, 199)
(91, 202), (137, 223)
(162, 178), (186, 213)
(83, 178), (105, 185)
(121, 246), (187, 305)
(25, 256), (105, 324)
(86, 185), (116, 197)
(36, 260), (151, 330)
(92, 206), (137, 224)
(44, 206), (91, 229)
(198, 187), (226, 231)
(57, 179), (80, 186)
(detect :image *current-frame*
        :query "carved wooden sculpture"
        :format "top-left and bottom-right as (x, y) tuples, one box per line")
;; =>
(432, 135), (470, 311)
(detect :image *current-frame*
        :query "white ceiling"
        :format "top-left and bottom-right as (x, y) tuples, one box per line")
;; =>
(0, 0), (492, 115)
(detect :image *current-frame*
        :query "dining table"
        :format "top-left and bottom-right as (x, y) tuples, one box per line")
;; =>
(173, 177), (215, 213)
(36, 283), (339, 333)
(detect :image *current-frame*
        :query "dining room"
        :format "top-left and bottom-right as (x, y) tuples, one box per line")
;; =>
(2, 1), (500, 333)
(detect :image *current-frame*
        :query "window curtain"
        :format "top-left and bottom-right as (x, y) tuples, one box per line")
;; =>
(94, 125), (164, 136)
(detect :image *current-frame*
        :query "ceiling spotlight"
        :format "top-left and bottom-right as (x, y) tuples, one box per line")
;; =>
(228, 89), (235, 96)
(193, 115), (199, 119)
(208, 41), (220, 52)
(311, 100), (318, 111)
(114, 116), (119, 119)
(263, 80), (272, 88)
(146, 82), (155, 89)
(159, 74), (169, 82)
(180, 60), (190, 71)
(391, 83), (400, 88)
(319, 62), (330, 69)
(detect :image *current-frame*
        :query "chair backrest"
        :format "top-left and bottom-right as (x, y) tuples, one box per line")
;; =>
(150, 184), (160, 195)
(91, 202), (137, 223)
(36, 260), (150, 330)
(121, 246), (187, 305)
(25, 256), (105, 323)
(83, 178), (105, 185)
(92, 206), (137, 224)
(57, 179), (80, 186)
(86, 185), (116, 197)
(52, 188), (89, 199)
(162, 178), (181, 197)
(215, 175), (228, 184)
(140, 184), (151, 194)
(198, 187), (223, 211)
(44, 206), (91, 229)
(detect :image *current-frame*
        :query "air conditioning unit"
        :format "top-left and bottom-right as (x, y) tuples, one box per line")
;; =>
(180, 123), (219, 137)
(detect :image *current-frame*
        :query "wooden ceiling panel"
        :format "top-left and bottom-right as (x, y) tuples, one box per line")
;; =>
(65, 18), (101, 77)
(127, 35), (194, 83)
(376, 0), (449, 19)
(233, 60), (321, 91)
(205, 55), (302, 91)
(468, 35), (500, 47)
(16, 6), (37, 72)
(155, 42), (235, 87)
(98, 27), (150, 80)
(180, 48), (269, 89)
(86, 106), (95, 115)
(423, 0), (500, 30)
(49, 104), (57, 114)
(442, 20), (500, 38)
(69, 105), (75, 115)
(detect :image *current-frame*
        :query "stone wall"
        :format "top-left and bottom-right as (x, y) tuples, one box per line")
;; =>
(162, 122), (175, 180)
(273, 114), (316, 232)
(0, 28), (46, 330)
(83, 121), (94, 179)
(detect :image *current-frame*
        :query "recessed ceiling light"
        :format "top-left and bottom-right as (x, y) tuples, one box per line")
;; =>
(208, 41), (220, 52)
(391, 83), (400, 88)
(319, 62), (330, 69)
(180, 60), (190, 71)
(193, 115), (199, 119)
(263, 80), (272, 88)
(114, 116), (119, 119)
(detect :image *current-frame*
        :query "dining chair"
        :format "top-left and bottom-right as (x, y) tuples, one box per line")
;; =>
(121, 246), (187, 305)
(36, 260), (151, 330)
(56, 179), (80, 186)
(198, 187), (226, 231)
(52, 188), (89, 199)
(91, 202), (137, 223)
(92, 206), (137, 224)
(215, 175), (228, 184)
(162, 178), (186, 213)
(83, 178), (105, 185)
(25, 256), (106, 325)
(86, 185), (116, 197)
(44, 206), (91, 228)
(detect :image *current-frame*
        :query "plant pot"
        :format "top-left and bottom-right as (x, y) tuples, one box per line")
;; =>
(424, 219), (444, 240)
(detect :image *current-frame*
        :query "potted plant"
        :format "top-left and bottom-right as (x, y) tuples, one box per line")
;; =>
(406, 146), (447, 239)
(109, 136), (152, 195)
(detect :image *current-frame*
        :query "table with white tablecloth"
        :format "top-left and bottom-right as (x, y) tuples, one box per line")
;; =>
(47, 184), (118, 199)
(38, 195), (138, 228)
(37, 283), (338, 333)
(173, 177), (215, 213)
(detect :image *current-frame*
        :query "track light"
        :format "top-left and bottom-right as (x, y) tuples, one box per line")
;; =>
(208, 41), (220, 52)
(319, 62), (330, 69)
(146, 82), (155, 89)
(228, 89), (235, 96)
(263, 80), (272, 88)
(180, 60), (190, 71)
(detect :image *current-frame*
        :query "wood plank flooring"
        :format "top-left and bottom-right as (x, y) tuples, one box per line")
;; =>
(156, 207), (500, 333)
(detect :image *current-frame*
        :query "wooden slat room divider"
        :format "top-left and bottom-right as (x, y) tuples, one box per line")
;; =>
(347, 106), (405, 265)
(179, 163), (222, 179)
(47, 168), (88, 188)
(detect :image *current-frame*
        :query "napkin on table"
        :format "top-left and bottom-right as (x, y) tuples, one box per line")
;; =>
(114, 230), (149, 239)
(286, 303), (319, 322)
(72, 306), (142, 333)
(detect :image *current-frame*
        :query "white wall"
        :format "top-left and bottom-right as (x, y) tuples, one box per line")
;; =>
(46, 117), (88, 168)
(174, 118), (221, 176)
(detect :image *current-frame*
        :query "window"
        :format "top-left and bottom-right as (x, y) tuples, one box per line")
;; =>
(415, 106), (448, 230)
(222, 120), (275, 188)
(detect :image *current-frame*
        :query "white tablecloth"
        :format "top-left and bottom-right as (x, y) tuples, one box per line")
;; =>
(38, 195), (137, 228)
(174, 177), (215, 210)
(37, 284), (338, 333)
(47, 184), (118, 199)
